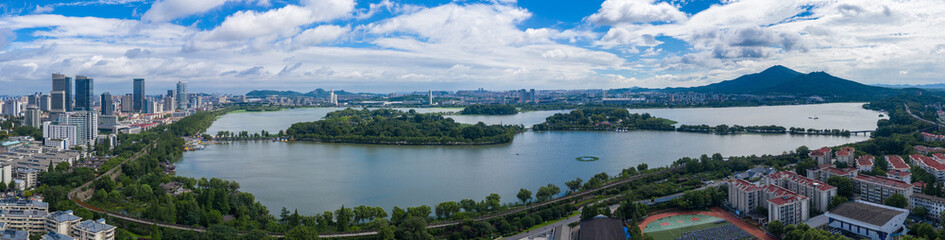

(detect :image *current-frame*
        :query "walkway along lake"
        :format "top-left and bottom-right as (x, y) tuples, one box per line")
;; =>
(178, 103), (884, 215)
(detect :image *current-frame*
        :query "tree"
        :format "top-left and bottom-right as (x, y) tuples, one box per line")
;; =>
(485, 193), (501, 211)
(536, 184), (561, 202)
(373, 218), (395, 240)
(335, 206), (354, 231)
(285, 226), (319, 240)
(637, 163), (648, 171)
(767, 220), (784, 237)
(517, 189), (532, 204)
(883, 193), (908, 208)
(826, 176), (854, 198)
(434, 201), (460, 219)
(580, 204), (600, 220)
(828, 196), (848, 210)
(939, 210), (945, 227)
(565, 178), (583, 193)
(912, 206), (928, 219)
(397, 217), (432, 240)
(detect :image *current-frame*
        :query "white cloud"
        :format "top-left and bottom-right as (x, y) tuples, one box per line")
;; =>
(32, 5), (53, 14)
(587, 0), (687, 25)
(142, 0), (230, 22)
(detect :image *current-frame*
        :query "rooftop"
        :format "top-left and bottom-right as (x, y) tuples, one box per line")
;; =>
(46, 211), (81, 223)
(853, 175), (912, 189)
(579, 216), (625, 240)
(857, 155), (874, 166)
(886, 155), (909, 170)
(828, 201), (907, 228)
(886, 170), (911, 177)
(0, 229), (28, 240)
(767, 171), (836, 191)
(73, 219), (115, 233)
(913, 154), (945, 171)
(40, 231), (74, 240)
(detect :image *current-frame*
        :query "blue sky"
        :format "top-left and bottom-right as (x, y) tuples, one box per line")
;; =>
(0, 0), (942, 95)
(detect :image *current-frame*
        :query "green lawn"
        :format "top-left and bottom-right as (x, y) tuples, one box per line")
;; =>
(645, 222), (729, 240)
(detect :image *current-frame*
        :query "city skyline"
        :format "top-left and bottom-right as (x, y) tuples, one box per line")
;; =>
(0, 0), (942, 95)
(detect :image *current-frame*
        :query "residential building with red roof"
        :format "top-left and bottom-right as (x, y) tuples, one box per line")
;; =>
(763, 184), (810, 225)
(727, 179), (762, 215)
(915, 145), (945, 155)
(807, 164), (857, 182)
(852, 175), (913, 206)
(836, 147), (855, 165)
(922, 132), (945, 142)
(857, 155), (875, 172)
(913, 154), (945, 182)
(765, 171), (837, 212)
(885, 155), (909, 171)
(810, 147), (833, 166)
(934, 153), (945, 163)
(913, 182), (927, 194)
(885, 170), (912, 183)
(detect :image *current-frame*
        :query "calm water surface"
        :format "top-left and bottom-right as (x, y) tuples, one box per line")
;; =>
(180, 103), (883, 215)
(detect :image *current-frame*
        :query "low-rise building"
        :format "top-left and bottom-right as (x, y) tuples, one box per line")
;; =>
(852, 175), (913, 206)
(913, 182), (926, 194)
(836, 147), (855, 165)
(885, 155), (909, 171)
(763, 184), (810, 225)
(14, 169), (37, 190)
(825, 201), (908, 240)
(0, 229), (28, 240)
(765, 171), (837, 212)
(810, 147), (833, 166)
(922, 132), (945, 142)
(40, 231), (72, 240)
(0, 199), (47, 213)
(45, 211), (81, 236)
(0, 210), (46, 232)
(807, 164), (857, 182)
(915, 145), (945, 155)
(934, 153), (945, 163)
(885, 170), (912, 183)
(911, 193), (945, 220)
(857, 155), (875, 172)
(71, 219), (115, 240)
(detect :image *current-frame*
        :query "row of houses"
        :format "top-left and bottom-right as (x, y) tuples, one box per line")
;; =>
(0, 198), (115, 240)
(921, 132), (945, 142)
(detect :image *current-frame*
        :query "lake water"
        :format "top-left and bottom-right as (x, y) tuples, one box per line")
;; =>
(179, 103), (884, 215)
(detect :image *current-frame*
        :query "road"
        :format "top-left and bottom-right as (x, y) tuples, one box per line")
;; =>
(905, 103), (945, 128)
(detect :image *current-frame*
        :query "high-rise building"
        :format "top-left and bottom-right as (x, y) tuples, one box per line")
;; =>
(23, 106), (41, 128)
(120, 94), (133, 113)
(74, 76), (94, 111)
(27, 93), (41, 107)
(163, 95), (175, 112)
(133, 78), (145, 112)
(329, 89), (337, 106)
(43, 122), (77, 148)
(39, 94), (50, 111)
(51, 74), (72, 112)
(428, 90), (434, 105)
(100, 93), (114, 116)
(176, 81), (187, 110)
(2, 100), (21, 116)
(60, 111), (98, 147)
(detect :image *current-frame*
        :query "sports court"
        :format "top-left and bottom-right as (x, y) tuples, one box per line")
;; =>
(642, 214), (728, 239)
(637, 207), (776, 240)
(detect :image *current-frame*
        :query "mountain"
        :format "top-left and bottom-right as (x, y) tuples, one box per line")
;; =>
(689, 65), (803, 94)
(874, 83), (945, 89)
(663, 66), (902, 100)
(246, 88), (359, 98)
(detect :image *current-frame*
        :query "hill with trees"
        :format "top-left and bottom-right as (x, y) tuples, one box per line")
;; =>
(532, 108), (676, 131)
(285, 108), (524, 145)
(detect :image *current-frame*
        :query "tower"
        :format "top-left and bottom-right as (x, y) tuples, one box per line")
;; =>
(329, 90), (338, 106)
(428, 90), (434, 105)
(74, 75), (94, 111)
(51, 74), (72, 112)
(133, 78), (145, 112)
(100, 92), (114, 116)
(176, 81), (188, 110)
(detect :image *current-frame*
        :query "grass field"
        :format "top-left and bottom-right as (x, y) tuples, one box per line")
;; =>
(643, 214), (727, 240)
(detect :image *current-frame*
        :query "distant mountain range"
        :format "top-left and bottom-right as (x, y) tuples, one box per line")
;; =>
(873, 83), (945, 89)
(246, 89), (363, 98)
(618, 65), (907, 100)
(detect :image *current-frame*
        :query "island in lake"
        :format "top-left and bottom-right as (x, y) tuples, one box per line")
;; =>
(532, 108), (677, 131)
(285, 108), (525, 145)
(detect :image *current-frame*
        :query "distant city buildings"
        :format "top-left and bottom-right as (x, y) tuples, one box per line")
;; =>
(73, 76), (92, 112)
(99, 93), (114, 116)
(50, 74), (71, 112)
(176, 81), (187, 110)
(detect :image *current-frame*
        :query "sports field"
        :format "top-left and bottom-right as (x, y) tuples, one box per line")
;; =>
(643, 214), (726, 239)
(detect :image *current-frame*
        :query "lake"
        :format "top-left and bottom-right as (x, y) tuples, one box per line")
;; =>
(179, 103), (884, 215)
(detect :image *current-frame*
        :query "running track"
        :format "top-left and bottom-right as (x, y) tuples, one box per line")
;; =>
(637, 206), (775, 240)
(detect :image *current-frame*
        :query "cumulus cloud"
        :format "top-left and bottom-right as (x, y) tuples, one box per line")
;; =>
(142, 0), (230, 23)
(587, 0), (687, 25)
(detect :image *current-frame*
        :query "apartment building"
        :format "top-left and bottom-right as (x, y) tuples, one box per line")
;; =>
(852, 175), (913, 206)
(765, 171), (837, 212)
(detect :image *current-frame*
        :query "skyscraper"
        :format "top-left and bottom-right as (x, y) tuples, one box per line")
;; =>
(120, 94), (133, 113)
(133, 78), (145, 112)
(329, 89), (337, 106)
(75, 75), (94, 111)
(51, 74), (72, 112)
(100, 92), (114, 116)
(176, 81), (187, 110)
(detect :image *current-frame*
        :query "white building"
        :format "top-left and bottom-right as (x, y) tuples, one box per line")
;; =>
(45, 211), (81, 237)
(886, 155), (909, 171)
(824, 201), (908, 240)
(60, 112), (97, 147)
(836, 147), (855, 165)
(911, 193), (945, 220)
(70, 219), (115, 240)
(912, 154), (945, 182)
(42, 123), (76, 148)
(857, 155), (875, 172)
(764, 184), (810, 225)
